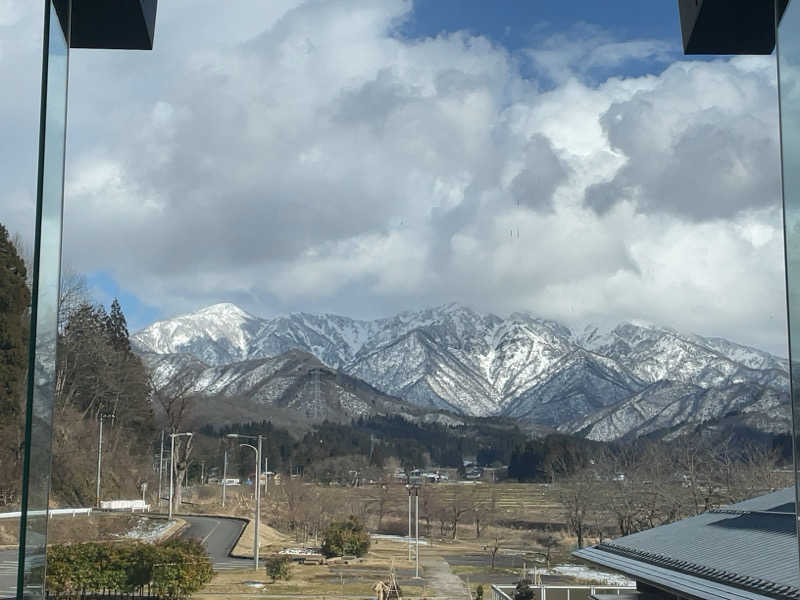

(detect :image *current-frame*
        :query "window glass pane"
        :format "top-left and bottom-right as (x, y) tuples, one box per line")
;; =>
(778, 0), (800, 562)
(17, 1), (69, 597)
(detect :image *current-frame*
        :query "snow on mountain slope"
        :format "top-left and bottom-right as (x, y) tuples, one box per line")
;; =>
(142, 348), (415, 428)
(133, 303), (262, 365)
(133, 303), (789, 434)
(563, 380), (789, 442)
(502, 349), (646, 426)
(576, 322), (786, 389)
(347, 328), (500, 415)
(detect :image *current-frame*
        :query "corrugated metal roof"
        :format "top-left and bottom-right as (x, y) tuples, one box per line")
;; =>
(575, 547), (782, 600)
(727, 488), (795, 513)
(575, 487), (800, 600)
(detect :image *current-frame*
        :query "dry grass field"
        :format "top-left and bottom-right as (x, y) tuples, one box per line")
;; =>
(194, 481), (602, 599)
(199, 538), (428, 599)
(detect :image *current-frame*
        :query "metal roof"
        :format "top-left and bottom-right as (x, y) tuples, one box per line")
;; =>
(576, 547), (787, 600)
(575, 487), (800, 600)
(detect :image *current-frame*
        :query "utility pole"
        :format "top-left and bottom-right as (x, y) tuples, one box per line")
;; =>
(201, 460), (206, 485)
(222, 447), (227, 508)
(415, 486), (420, 578)
(407, 485), (412, 561)
(169, 434), (174, 520)
(95, 415), (105, 508)
(256, 434), (262, 570)
(158, 431), (164, 507)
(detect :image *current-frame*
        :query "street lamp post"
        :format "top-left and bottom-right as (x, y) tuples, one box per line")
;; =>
(169, 432), (193, 520)
(222, 447), (228, 508)
(227, 433), (264, 569)
(95, 413), (115, 508)
(406, 484), (412, 561)
(406, 484), (421, 577)
(95, 415), (104, 508)
(158, 431), (165, 507)
(414, 486), (420, 578)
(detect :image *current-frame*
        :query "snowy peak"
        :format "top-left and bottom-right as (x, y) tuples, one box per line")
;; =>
(132, 302), (263, 365)
(133, 302), (789, 431)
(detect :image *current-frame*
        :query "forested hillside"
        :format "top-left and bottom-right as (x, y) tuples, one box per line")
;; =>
(0, 221), (157, 506)
(0, 224), (30, 498)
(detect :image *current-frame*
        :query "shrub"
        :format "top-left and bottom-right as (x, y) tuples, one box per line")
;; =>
(514, 580), (534, 600)
(46, 538), (213, 599)
(321, 516), (370, 558)
(265, 555), (291, 582)
(476, 584), (484, 600)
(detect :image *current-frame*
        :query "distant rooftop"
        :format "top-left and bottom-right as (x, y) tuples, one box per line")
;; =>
(576, 487), (799, 600)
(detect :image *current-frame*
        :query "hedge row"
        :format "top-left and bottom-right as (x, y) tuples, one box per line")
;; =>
(46, 539), (213, 599)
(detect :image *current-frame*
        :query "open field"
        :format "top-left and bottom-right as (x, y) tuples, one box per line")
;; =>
(198, 538), (428, 599)
(193, 481), (617, 599)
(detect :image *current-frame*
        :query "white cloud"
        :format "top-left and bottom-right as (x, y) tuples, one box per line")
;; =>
(0, 1), (787, 354)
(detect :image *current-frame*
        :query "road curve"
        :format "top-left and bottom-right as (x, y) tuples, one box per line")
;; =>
(178, 514), (255, 571)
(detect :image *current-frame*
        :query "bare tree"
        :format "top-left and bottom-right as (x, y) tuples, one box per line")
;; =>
(557, 466), (596, 549)
(447, 486), (471, 540)
(368, 483), (392, 531)
(282, 476), (315, 540)
(471, 486), (498, 539)
(483, 529), (503, 570)
(151, 370), (196, 510)
(419, 484), (435, 536)
(534, 530), (560, 569)
(58, 266), (89, 332)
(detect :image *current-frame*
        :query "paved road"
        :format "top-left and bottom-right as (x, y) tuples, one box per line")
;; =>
(178, 514), (254, 571)
(0, 548), (17, 599)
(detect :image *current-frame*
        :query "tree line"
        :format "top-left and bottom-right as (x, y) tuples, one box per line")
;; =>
(0, 222), (156, 506)
(192, 415), (529, 485)
(554, 435), (789, 548)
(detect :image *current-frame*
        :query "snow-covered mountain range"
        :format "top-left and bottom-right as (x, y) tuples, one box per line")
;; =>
(133, 303), (790, 440)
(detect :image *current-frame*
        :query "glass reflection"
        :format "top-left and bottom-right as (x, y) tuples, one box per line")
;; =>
(778, 0), (800, 566)
(16, 1), (69, 598)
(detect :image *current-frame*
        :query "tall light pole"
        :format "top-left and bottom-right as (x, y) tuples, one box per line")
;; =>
(95, 413), (114, 508)
(169, 432), (193, 520)
(222, 447), (228, 508)
(95, 415), (105, 508)
(414, 485), (420, 578)
(406, 484), (412, 561)
(227, 433), (264, 569)
(158, 431), (165, 507)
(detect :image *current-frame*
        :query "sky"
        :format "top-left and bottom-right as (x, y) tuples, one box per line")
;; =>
(0, 0), (789, 355)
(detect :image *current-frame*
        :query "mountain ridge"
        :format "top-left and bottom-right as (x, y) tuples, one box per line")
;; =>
(133, 302), (790, 440)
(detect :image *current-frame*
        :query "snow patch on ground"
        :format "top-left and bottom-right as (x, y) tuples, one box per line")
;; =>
(370, 534), (430, 545)
(545, 564), (635, 586)
(117, 517), (175, 541)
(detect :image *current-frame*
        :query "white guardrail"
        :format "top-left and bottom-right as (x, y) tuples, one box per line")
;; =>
(0, 508), (92, 519)
(99, 500), (149, 512)
(492, 584), (637, 600)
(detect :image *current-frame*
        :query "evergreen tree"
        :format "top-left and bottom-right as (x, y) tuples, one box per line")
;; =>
(106, 298), (130, 352)
(0, 224), (30, 418)
(0, 224), (30, 497)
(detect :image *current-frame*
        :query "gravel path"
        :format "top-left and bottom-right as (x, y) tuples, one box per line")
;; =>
(422, 554), (471, 600)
